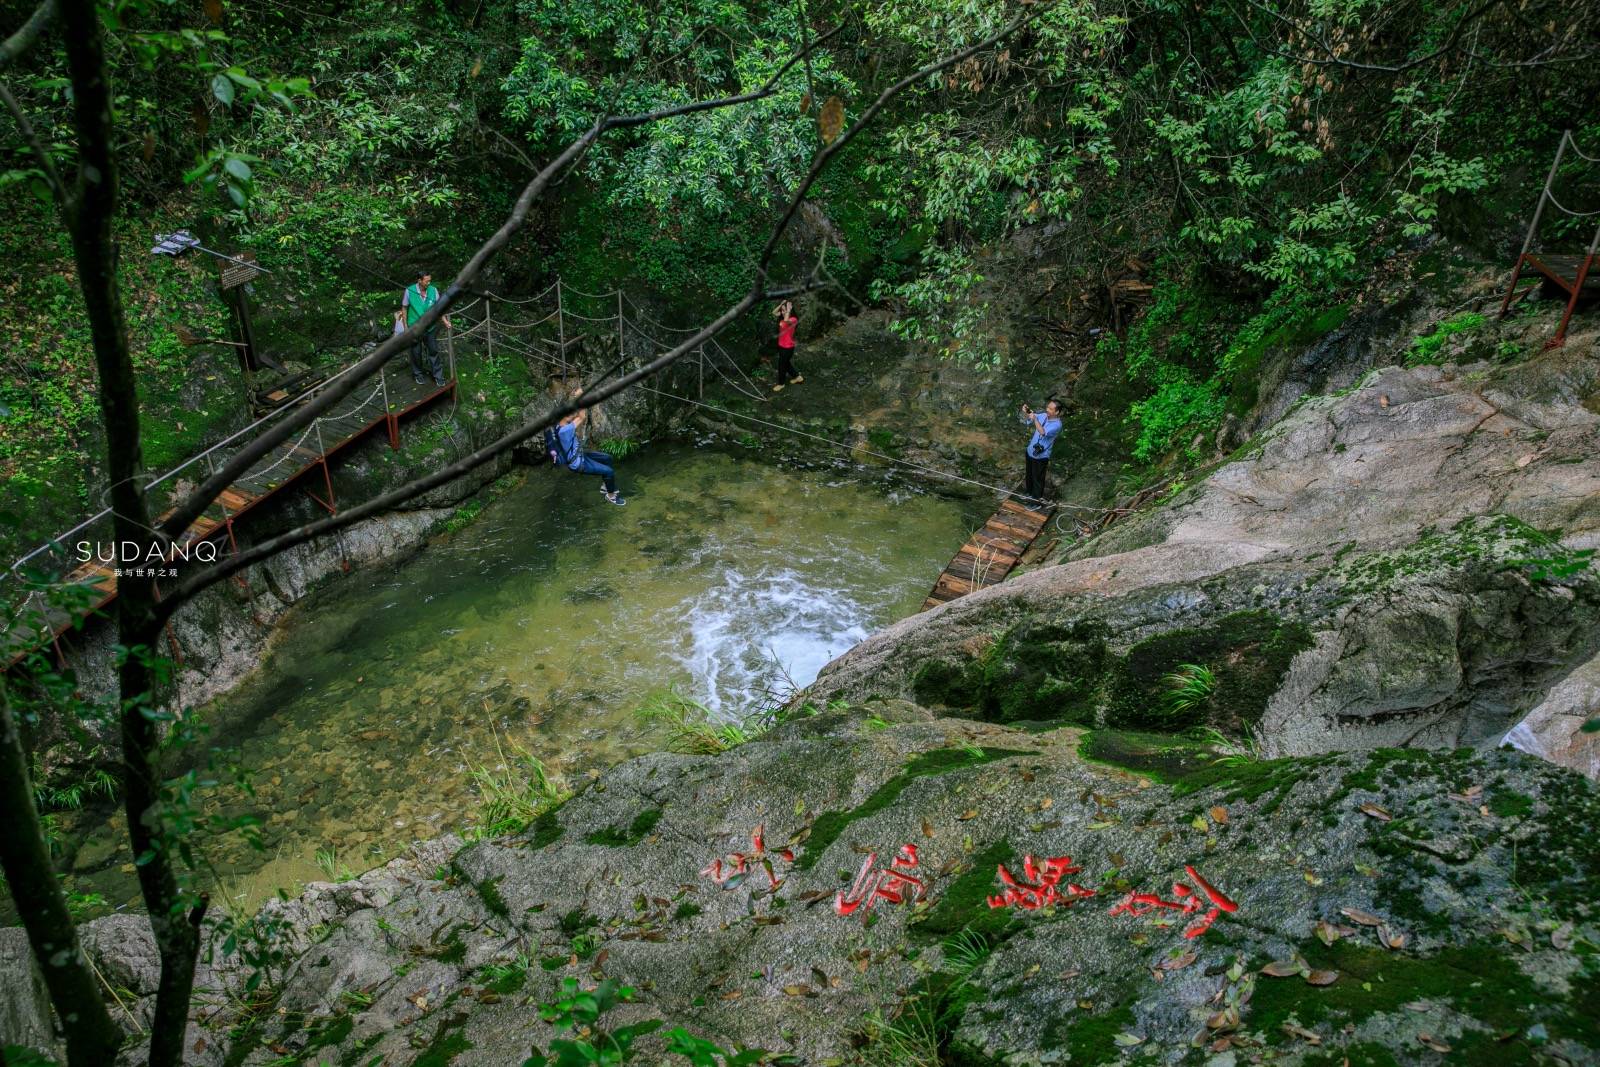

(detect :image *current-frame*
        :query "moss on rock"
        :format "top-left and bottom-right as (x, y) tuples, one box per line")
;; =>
(910, 610), (1311, 734)
(798, 749), (1031, 872)
(1106, 609), (1314, 730)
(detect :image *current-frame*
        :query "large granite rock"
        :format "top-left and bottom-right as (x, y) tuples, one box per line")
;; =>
(50, 708), (1600, 1065)
(810, 352), (1600, 775)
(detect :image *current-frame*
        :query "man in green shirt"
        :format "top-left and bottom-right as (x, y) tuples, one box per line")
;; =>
(395, 270), (451, 386)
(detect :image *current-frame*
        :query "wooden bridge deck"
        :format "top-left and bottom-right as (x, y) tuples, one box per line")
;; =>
(7, 374), (455, 665)
(1521, 253), (1600, 294)
(923, 499), (1053, 610)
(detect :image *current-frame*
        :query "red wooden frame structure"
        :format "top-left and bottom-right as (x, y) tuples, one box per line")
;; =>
(1498, 129), (1600, 349)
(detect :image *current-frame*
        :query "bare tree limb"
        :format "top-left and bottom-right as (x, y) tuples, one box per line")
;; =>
(0, 78), (67, 205)
(0, 0), (55, 70)
(1225, 0), (1508, 73)
(0, 683), (123, 1067)
(754, 7), (1048, 282)
(154, 14), (1041, 620)
(156, 24), (843, 545)
(56, 0), (200, 1063)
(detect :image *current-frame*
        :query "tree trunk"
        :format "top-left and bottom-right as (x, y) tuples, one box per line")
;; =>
(0, 687), (122, 1067)
(58, 0), (204, 1063)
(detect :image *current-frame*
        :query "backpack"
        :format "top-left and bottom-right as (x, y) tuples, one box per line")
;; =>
(544, 423), (582, 470)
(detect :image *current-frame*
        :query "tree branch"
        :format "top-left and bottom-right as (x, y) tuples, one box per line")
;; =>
(0, 0), (55, 70)
(0, 78), (67, 206)
(1225, 0), (1508, 73)
(0, 684), (123, 1067)
(153, 14), (1039, 621)
(754, 7), (1049, 282)
(57, 0), (199, 1063)
(156, 24), (843, 545)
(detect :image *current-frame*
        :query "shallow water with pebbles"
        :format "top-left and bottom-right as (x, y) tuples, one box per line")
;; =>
(54, 442), (978, 915)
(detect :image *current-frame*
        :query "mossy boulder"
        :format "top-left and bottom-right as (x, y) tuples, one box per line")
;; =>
(31, 710), (1597, 1066)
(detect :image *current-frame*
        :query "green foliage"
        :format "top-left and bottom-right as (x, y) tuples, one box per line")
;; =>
(1406, 311), (1487, 367)
(1127, 377), (1224, 462)
(597, 436), (643, 460)
(467, 732), (569, 839)
(313, 846), (356, 883)
(520, 978), (769, 1066)
(443, 499), (485, 534)
(1161, 663), (1217, 717)
(635, 686), (769, 754)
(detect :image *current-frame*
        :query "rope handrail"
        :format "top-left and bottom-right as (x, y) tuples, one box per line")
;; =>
(1563, 129), (1600, 165)
(8, 298), (486, 580)
(487, 323), (1110, 515)
(1543, 187), (1600, 218)
(555, 282), (622, 301)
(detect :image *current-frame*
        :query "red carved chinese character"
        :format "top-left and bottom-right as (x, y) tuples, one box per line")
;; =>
(834, 844), (925, 918)
(701, 824), (793, 891)
(987, 855), (1097, 910)
(1176, 865), (1238, 938)
(1108, 865), (1237, 938)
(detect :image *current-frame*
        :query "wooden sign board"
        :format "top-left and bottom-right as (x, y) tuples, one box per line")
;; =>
(220, 251), (261, 289)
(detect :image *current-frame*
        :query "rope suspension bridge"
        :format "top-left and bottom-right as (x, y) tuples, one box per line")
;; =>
(4, 275), (1158, 664)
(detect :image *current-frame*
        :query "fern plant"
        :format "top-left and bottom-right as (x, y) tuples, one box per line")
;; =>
(1161, 663), (1217, 716)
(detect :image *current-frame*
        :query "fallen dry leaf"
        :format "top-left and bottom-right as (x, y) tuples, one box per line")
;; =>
(1341, 906), (1384, 927)
(1313, 920), (1343, 946)
(818, 96), (845, 143)
(922, 819), (934, 838)
(720, 989), (742, 1001)
(1261, 959), (1305, 977)
(1281, 1022), (1322, 1045)
(1159, 950), (1199, 972)
(958, 809), (978, 821)
(1039, 796), (1054, 811)
(1209, 805), (1229, 824)
(782, 984), (811, 997)
(1206, 1006), (1240, 1031)
(1305, 969), (1339, 986)
(1358, 802), (1392, 822)
(1418, 1033), (1452, 1053)
(1378, 925), (1408, 950)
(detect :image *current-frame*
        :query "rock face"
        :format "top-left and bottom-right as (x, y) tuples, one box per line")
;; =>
(811, 350), (1600, 776)
(12, 708), (1596, 1065)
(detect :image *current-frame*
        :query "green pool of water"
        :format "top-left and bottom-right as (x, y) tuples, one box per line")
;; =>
(56, 442), (979, 915)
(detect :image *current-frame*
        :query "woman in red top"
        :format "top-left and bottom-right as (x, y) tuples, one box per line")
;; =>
(773, 300), (802, 391)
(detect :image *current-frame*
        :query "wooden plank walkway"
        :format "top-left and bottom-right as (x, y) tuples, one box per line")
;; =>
(5, 374), (456, 666)
(1522, 253), (1600, 294)
(922, 499), (1053, 610)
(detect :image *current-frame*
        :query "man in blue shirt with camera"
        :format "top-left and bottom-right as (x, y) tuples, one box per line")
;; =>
(1020, 397), (1063, 511)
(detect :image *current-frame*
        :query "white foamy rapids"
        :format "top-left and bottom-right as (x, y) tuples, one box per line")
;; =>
(681, 567), (871, 716)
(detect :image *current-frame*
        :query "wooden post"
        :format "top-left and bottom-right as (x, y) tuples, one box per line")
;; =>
(382, 362), (399, 448)
(313, 421), (337, 515)
(1551, 247), (1596, 349)
(556, 279), (567, 387)
(446, 317), (457, 388)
